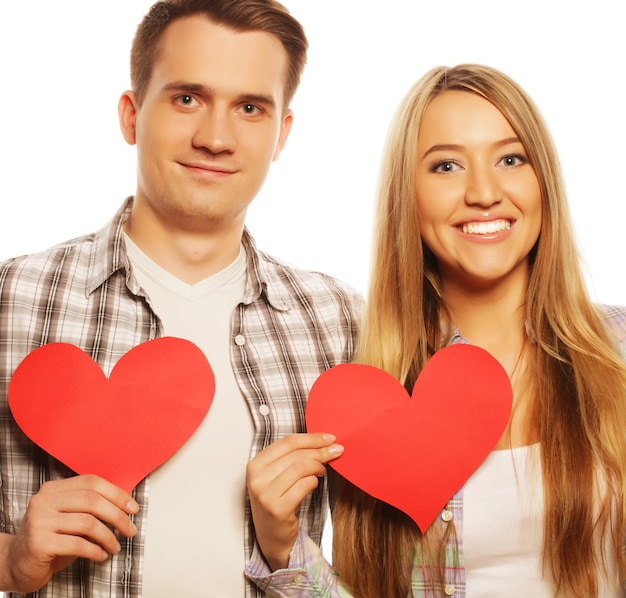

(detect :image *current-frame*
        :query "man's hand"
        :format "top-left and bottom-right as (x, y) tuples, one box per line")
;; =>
(0, 474), (138, 593)
(247, 433), (343, 571)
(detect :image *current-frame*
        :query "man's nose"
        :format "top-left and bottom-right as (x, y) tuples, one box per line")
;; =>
(192, 107), (236, 154)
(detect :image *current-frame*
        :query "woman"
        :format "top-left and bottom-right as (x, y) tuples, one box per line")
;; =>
(246, 64), (626, 597)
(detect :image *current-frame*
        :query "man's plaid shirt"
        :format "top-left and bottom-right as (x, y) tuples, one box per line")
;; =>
(0, 198), (362, 597)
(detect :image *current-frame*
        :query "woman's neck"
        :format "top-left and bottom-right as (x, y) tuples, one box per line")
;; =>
(441, 271), (537, 448)
(443, 276), (527, 374)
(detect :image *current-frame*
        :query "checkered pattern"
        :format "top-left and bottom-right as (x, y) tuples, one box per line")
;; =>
(0, 198), (362, 597)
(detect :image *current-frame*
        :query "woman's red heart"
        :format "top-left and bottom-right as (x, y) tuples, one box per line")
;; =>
(8, 337), (215, 492)
(306, 344), (512, 531)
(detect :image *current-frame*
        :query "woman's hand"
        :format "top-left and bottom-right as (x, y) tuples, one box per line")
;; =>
(0, 474), (138, 593)
(247, 433), (343, 571)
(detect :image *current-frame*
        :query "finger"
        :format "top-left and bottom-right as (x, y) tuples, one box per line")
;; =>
(249, 438), (343, 477)
(24, 511), (121, 560)
(248, 453), (327, 506)
(254, 469), (325, 520)
(273, 456), (329, 496)
(61, 491), (137, 539)
(45, 512), (123, 556)
(252, 433), (338, 466)
(249, 442), (343, 485)
(278, 475), (324, 509)
(251, 455), (330, 509)
(56, 475), (138, 514)
(37, 477), (138, 538)
(37, 534), (111, 565)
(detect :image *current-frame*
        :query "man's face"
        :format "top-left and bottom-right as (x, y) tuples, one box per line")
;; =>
(119, 15), (292, 233)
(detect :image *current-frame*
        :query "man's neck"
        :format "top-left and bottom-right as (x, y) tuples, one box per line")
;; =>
(124, 202), (245, 285)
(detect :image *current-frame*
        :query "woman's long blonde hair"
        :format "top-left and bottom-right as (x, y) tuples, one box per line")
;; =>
(332, 64), (626, 597)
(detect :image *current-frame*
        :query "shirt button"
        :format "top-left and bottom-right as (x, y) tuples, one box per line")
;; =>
(234, 334), (246, 346)
(293, 574), (305, 584)
(259, 404), (270, 416)
(441, 508), (453, 522)
(444, 584), (455, 596)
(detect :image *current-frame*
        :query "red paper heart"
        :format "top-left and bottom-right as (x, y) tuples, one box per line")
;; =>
(8, 337), (215, 492)
(306, 344), (512, 532)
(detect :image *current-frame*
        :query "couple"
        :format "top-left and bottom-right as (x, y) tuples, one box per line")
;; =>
(1, 0), (624, 597)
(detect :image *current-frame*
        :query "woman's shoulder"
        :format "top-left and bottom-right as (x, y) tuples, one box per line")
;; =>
(596, 304), (626, 359)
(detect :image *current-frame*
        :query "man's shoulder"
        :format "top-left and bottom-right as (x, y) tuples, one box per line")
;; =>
(0, 232), (97, 277)
(0, 233), (95, 290)
(0, 199), (130, 284)
(256, 249), (364, 306)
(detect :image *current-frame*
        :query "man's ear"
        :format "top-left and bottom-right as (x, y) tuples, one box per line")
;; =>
(118, 91), (139, 145)
(272, 109), (293, 161)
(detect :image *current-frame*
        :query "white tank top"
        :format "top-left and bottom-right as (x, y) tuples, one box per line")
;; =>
(464, 444), (622, 597)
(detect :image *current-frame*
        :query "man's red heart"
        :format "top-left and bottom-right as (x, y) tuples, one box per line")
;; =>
(8, 337), (215, 492)
(306, 344), (512, 532)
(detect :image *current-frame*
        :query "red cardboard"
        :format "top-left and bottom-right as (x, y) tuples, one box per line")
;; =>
(8, 337), (215, 492)
(306, 344), (512, 532)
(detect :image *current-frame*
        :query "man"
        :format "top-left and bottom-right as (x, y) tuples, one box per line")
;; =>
(0, 1), (361, 596)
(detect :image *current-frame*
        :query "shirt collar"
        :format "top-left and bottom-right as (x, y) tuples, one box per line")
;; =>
(446, 326), (470, 346)
(240, 229), (289, 311)
(86, 197), (134, 296)
(85, 197), (289, 312)
(445, 323), (534, 346)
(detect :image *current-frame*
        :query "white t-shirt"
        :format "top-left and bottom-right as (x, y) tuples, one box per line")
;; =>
(124, 235), (254, 597)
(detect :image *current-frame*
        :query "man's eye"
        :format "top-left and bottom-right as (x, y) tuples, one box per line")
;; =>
(241, 103), (260, 115)
(177, 95), (196, 106)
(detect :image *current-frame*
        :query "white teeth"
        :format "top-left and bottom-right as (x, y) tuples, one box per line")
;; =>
(461, 219), (511, 235)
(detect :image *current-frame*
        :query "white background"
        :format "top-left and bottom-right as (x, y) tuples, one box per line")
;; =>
(0, 0), (624, 589)
(1, 1), (625, 303)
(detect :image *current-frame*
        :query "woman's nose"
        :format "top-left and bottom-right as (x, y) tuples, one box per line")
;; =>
(464, 167), (503, 208)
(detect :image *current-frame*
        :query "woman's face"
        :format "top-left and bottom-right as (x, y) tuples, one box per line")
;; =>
(415, 90), (542, 292)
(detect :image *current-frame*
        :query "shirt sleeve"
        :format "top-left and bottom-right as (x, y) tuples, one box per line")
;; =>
(244, 529), (354, 597)
(599, 304), (626, 360)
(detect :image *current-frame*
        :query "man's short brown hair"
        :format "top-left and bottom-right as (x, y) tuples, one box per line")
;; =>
(131, 0), (308, 107)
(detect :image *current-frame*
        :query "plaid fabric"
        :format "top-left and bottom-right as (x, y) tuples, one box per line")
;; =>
(0, 197), (362, 597)
(411, 489), (465, 598)
(246, 530), (354, 597)
(600, 304), (626, 361)
(248, 306), (626, 597)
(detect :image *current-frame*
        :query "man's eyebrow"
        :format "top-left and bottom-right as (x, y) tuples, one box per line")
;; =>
(240, 93), (277, 109)
(421, 137), (523, 159)
(162, 81), (208, 94)
(161, 81), (277, 108)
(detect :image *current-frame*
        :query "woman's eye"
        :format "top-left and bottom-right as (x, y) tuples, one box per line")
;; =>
(432, 161), (461, 173)
(499, 154), (527, 167)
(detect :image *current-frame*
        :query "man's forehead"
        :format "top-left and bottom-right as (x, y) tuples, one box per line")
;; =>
(147, 15), (288, 103)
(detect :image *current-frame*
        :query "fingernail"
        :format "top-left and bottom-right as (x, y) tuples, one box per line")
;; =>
(129, 520), (137, 534)
(322, 433), (336, 443)
(126, 500), (139, 514)
(328, 444), (344, 456)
